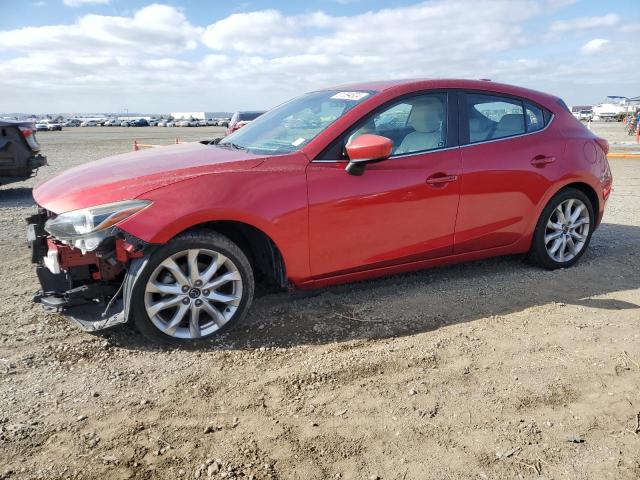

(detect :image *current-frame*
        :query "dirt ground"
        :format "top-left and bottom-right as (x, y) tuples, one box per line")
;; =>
(0, 123), (639, 480)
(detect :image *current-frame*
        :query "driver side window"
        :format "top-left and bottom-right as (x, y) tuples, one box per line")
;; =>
(346, 92), (448, 157)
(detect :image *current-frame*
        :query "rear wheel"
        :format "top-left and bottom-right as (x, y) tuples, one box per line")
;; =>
(529, 188), (594, 269)
(131, 230), (254, 345)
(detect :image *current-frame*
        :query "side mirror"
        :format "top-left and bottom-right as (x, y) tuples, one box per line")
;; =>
(345, 134), (393, 176)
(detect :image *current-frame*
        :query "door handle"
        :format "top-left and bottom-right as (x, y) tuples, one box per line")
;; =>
(530, 155), (555, 167)
(426, 174), (458, 185)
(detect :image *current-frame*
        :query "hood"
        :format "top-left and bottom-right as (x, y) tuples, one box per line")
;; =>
(34, 142), (265, 213)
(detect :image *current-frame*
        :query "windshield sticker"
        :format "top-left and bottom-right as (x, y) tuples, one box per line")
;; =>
(330, 91), (370, 101)
(292, 137), (306, 146)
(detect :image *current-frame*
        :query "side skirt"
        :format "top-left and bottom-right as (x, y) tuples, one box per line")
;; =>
(295, 238), (532, 290)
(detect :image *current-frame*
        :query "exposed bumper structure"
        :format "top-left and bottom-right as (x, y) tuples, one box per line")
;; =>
(26, 209), (148, 332)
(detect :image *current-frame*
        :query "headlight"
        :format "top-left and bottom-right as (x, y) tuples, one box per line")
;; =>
(45, 200), (151, 253)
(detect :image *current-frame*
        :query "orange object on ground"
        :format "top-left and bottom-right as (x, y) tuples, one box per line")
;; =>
(133, 138), (180, 151)
(608, 152), (640, 158)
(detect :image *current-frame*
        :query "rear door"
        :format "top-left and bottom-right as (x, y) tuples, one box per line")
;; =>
(306, 90), (462, 278)
(454, 91), (563, 254)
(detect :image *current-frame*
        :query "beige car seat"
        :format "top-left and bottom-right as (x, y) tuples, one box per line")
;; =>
(396, 98), (444, 154)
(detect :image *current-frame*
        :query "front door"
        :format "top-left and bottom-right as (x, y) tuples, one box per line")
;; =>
(306, 91), (462, 278)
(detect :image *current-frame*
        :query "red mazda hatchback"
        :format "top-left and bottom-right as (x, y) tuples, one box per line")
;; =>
(28, 79), (612, 344)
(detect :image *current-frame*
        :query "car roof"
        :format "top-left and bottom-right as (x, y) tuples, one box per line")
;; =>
(324, 78), (560, 105)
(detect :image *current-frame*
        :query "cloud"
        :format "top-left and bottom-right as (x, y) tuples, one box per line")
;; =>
(0, 1), (638, 113)
(549, 13), (620, 33)
(621, 24), (640, 33)
(63, 0), (110, 6)
(202, 2), (538, 58)
(580, 38), (610, 54)
(545, 0), (579, 7)
(0, 4), (199, 56)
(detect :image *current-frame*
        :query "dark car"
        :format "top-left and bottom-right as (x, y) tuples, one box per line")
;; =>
(0, 121), (47, 185)
(131, 119), (149, 127)
(226, 111), (265, 135)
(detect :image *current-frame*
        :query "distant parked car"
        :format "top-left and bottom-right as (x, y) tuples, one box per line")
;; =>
(80, 120), (99, 127)
(578, 110), (593, 121)
(0, 121), (47, 185)
(157, 120), (169, 127)
(149, 120), (159, 127)
(198, 119), (208, 127)
(34, 121), (62, 131)
(132, 119), (149, 127)
(103, 119), (119, 127)
(63, 119), (82, 127)
(120, 121), (131, 127)
(206, 118), (217, 126)
(177, 119), (198, 127)
(166, 121), (176, 127)
(226, 111), (265, 135)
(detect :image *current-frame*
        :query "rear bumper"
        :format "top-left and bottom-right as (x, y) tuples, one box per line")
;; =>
(0, 154), (47, 184)
(28, 154), (48, 170)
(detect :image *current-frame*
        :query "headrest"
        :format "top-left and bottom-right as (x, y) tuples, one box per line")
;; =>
(495, 114), (524, 135)
(408, 98), (443, 133)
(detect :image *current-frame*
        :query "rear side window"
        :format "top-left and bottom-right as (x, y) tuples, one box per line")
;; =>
(466, 93), (552, 143)
(467, 94), (524, 143)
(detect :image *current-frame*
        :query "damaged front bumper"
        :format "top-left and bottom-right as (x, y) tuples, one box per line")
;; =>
(26, 209), (149, 332)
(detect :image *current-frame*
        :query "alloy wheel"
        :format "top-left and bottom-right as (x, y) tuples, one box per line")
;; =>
(544, 198), (590, 263)
(144, 248), (243, 339)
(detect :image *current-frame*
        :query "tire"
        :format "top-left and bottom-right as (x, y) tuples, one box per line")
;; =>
(131, 229), (254, 346)
(529, 188), (595, 269)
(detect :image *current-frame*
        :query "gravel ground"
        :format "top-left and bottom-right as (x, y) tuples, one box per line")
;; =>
(0, 124), (639, 480)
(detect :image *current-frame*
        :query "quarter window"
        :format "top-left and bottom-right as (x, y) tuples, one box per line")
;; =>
(346, 92), (448, 157)
(525, 102), (545, 132)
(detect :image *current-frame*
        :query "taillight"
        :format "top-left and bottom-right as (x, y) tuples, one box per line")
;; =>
(19, 126), (40, 152)
(595, 137), (609, 155)
(19, 126), (33, 137)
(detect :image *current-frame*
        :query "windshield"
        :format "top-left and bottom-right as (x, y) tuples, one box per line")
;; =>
(219, 90), (374, 155)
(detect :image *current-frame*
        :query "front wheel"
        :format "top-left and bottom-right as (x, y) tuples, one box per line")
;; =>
(529, 188), (594, 269)
(131, 230), (254, 345)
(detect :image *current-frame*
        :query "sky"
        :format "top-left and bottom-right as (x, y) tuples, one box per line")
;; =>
(0, 0), (638, 113)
